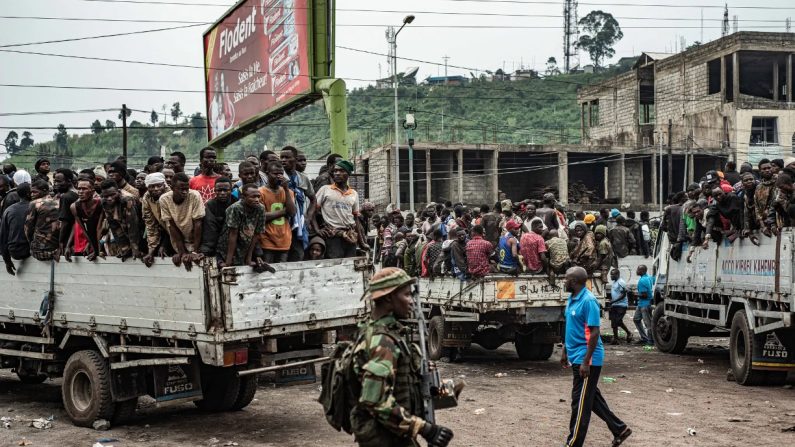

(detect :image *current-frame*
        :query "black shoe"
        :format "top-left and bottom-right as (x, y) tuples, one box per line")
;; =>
(612, 427), (632, 446)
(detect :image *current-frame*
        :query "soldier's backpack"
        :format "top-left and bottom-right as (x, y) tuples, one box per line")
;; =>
(318, 326), (378, 434)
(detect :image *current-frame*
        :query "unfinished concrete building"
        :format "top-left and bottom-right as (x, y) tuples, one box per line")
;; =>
(355, 142), (655, 211)
(579, 32), (795, 194)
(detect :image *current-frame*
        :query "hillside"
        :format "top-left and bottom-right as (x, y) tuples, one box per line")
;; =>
(5, 68), (628, 172)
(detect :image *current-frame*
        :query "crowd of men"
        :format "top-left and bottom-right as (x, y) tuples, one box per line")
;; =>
(0, 148), (369, 275)
(367, 192), (654, 283)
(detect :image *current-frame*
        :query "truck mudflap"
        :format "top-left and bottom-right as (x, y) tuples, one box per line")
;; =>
(752, 331), (795, 371)
(152, 363), (202, 402)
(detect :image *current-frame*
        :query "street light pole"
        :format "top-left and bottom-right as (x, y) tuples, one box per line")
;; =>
(403, 108), (418, 212)
(390, 15), (415, 210)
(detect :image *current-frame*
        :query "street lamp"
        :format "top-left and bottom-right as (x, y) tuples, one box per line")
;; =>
(388, 15), (415, 210)
(402, 108), (418, 212)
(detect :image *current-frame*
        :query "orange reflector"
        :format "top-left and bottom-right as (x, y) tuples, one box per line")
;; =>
(223, 351), (235, 367)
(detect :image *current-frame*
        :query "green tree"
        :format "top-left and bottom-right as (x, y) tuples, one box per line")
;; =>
(19, 131), (34, 152)
(150, 110), (159, 126)
(545, 57), (561, 76)
(118, 107), (132, 121)
(54, 124), (69, 155)
(189, 112), (206, 139)
(4, 131), (19, 155)
(91, 119), (104, 135)
(576, 10), (624, 69)
(105, 120), (116, 130)
(170, 102), (182, 124)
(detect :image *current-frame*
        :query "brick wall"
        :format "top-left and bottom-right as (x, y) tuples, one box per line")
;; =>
(367, 149), (391, 207)
(579, 71), (638, 147)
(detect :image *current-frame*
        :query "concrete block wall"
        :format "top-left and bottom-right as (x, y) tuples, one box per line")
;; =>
(367, 149), (391, 206)
(606, 160), (622, 201)
(579, 72), (638, 147)
(624, 158), (644, 205)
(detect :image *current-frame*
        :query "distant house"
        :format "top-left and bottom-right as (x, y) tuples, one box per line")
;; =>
(490, 69), (510, 81)
(511, 69), (540, 81)
(376, 67), (420, 89)
(424, 75), (469, 86)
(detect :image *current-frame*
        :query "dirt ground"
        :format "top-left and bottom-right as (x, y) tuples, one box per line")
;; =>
(0, 321), (794, 447)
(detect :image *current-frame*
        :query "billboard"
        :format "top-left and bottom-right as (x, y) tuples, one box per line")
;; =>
(204, 0), (328, 147)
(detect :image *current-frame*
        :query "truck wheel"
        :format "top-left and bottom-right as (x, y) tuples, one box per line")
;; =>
(428, 316), (446, 361)
(112, 398), (138, 424)
(730, 311), (767, 386)
(536, 343), (554, 361)
(17, 371), (47, 384)
(653, 304), (689, 354)
(230, 376), (258, 411)
(515, 335), (538, 360)
(194, 366), (240, 412)
(62, 350), (115, 427)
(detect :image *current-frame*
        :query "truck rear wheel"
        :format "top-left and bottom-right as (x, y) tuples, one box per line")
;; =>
(62, 350), (115, 427)
(515, 335), (553, 361)
(730, 311), (768, 386)
(230, 376), (257, 411)
(428, 316), (446, 361)
(653, 304), (689, 354)
(194, 366), (240, 412)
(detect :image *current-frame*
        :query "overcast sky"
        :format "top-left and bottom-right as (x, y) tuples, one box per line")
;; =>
(2, 0), (794, 156)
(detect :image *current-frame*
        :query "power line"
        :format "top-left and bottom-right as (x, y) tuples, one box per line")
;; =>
(0, 23), (205, 48)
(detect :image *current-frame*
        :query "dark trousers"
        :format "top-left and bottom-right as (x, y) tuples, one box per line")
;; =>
(566, 365), (626, 447)
(325, 236), (357, 259)
(262, 249), (288, 263)
(287, 232), (305, 262)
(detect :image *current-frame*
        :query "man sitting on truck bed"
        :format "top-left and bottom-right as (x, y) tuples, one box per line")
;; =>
(466, 225), (493, 278)
(98, 179), (141, 260)
(159, 172), (205, 270)
(314, 159), (367, 259)
(217, 183), (267, 269)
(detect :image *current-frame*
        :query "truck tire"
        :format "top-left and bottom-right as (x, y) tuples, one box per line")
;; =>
(428, 316), (446, 361)
(536, 343), (554, 361)
(730, 311), (767, 386)
(653, 304), (689, 354)
(112, 398), (138, 424)
(16, 371), (47, 384)
(230, 376), (258, 411)
(62, 350), (115, 427)
(194, 366), (240, 412)
(515, 335), (552, 361)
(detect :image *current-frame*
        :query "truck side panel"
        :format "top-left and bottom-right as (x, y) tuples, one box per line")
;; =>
(224, 258), (366, 330)
(0, 258), (207, 333)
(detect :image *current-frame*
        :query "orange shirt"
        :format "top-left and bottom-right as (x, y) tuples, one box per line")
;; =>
(258, 186), (294, 251)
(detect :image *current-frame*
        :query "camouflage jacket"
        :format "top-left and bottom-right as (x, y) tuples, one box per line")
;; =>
(24, 197), (60, 261)
(351, 315), (424, 446)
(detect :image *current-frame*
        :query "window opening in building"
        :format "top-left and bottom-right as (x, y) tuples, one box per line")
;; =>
(791, 132), (795, 153)
(589, 100), (599, 127)
(707, 58), (721, 95)
(750, 117), (778, 146)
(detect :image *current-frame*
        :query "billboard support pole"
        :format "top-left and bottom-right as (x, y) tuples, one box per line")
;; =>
(317, 78), (348, 159)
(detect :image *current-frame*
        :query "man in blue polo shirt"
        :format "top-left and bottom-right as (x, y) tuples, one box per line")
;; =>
(634, 264), (655, 345)
(561, 266), (631, 447)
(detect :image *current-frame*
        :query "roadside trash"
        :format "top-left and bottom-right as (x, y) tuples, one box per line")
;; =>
(726, 369), (736, 382)
(473, 408), (486, 415)
(223, 443), (238, 446)
(727, 417), (751, 422)
(665, 388), (674, 393)
(602, 377), (617, 383)
(697, 359), (704, 364)
(619, 390), (632, 394)
(30, 418), (51, 429)
(2, 416), (12, 429)
(559, 398), (566, 403)
(97, 439), (118, 443)
(783, 384), (793, 389)
(614, 351), (625, 356)
(698, 369), (710, 374)
(93, 443), (113, 447)
(643, 345), (654, 351)
(494, 373), (508, 378)
(666, 412), (683, 416)
(782, 426), (795, 432)
(207, 438), (219, 445)
(92, 419), (110, 431)
(687, 427), (697, 436)
(17, 440), (31, 446)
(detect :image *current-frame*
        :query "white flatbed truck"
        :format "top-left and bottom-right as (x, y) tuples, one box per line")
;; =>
(0, 257), (369, 426)
(652, 230), (795, 385)
(416, 274), (606, 361)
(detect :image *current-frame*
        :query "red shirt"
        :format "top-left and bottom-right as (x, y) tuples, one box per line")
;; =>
(466, 235), (493, 277)
(520, 231), (547, 272)
(189, 173), (220, 204)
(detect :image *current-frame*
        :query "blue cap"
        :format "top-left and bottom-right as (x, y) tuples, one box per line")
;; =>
(610, 208), (620, 218)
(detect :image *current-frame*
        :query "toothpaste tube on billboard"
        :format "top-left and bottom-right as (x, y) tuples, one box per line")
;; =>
(269, 34), (299, 76)
(267, 12), (296, 50)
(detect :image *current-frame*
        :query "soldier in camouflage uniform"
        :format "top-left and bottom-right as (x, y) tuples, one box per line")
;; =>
(24, 180), (60, 261)
(351, 267), (453, 447)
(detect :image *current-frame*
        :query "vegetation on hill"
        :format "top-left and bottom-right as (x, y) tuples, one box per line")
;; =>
(4, 66), (633, 172)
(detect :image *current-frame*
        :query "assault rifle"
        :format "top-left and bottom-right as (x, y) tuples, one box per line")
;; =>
(412, 282), (460, 424)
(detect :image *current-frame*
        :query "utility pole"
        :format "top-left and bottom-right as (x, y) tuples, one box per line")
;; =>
(121, 104), (128, 159)
(667, 119), (673, 197)
(403, 108), (418, 212)
(722, 5), (730, 37)
(443, 55), (450, 79)
(387, 15), (415, 210)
